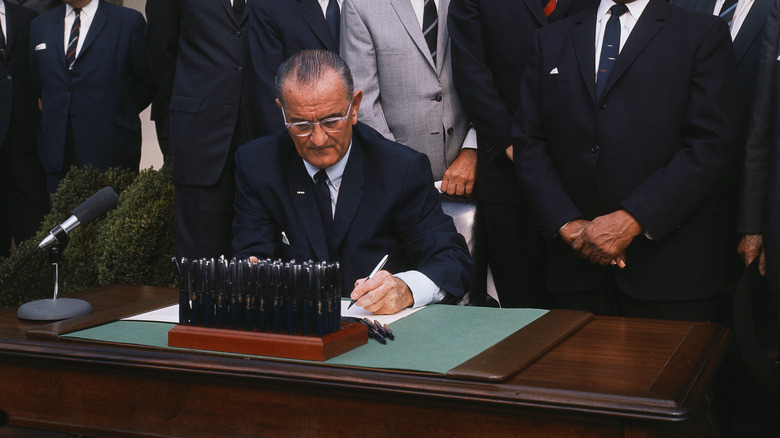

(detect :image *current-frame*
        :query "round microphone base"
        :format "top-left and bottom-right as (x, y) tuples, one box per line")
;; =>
(17, 298), (92, 321)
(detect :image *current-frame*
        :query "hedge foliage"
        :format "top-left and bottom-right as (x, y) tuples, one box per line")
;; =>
(0, 165), (176, 310)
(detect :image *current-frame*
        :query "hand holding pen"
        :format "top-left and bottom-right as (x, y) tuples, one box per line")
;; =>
(349, 255), (415, 314)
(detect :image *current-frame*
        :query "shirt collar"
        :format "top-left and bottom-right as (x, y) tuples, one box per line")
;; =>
(597, 0), (650, 22)
(67, 0), (99, 17)
(303, 141), (353, 186)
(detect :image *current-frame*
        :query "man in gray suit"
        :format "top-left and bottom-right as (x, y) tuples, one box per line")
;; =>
(340, 0), (476, 197)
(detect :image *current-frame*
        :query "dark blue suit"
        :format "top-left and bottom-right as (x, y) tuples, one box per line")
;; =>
(233, 122), (474, 298)
(448, 0), (597, 307)
(514, 0), (738, 304)
(0, 1), (47, 255)
(29, 0), (154, 191)
(249, 0), (339, 137)
(146, 0), (259, 260)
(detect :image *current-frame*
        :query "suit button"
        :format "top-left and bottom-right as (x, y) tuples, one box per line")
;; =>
(5, 75), (11, 80)
(591, 145), (599, 153)
(235, 31), (241, 37)
(447, 127), (454, 135)
(434, 95), (442, 102)
(600, 104), (607, 109)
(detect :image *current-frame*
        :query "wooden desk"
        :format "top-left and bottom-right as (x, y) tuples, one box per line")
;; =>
(0, 285), (729, 437)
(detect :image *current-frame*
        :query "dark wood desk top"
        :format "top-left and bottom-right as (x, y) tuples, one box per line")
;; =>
(0, 285), (730, 437)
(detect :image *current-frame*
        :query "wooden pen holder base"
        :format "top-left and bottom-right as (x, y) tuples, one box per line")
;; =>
(168, 322), (368, 361)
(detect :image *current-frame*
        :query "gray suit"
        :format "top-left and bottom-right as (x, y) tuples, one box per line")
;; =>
(340, 0), (468, 180)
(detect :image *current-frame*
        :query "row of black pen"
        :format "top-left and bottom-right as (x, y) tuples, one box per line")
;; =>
(171, 257), (342, 337)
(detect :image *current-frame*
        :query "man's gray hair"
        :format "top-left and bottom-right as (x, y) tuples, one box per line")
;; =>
(275, 50), (354, 105)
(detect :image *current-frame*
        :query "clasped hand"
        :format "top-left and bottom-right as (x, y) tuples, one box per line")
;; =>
(561, 210), (643, 268)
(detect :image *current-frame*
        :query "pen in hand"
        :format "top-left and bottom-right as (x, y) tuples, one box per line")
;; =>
(347, 254), (389, 309)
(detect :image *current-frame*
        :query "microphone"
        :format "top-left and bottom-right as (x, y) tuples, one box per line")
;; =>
(38, 187), (119, 249)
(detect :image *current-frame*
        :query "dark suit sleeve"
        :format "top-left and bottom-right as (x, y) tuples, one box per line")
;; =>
(144, 0), (179, 104)
(738, 0), (780, 234)
(448, 0), (514, 160)
(514, 31), (584, 237)
(130, 13), (156, 113)
(248, 0), (286, 136)
(232, 143), (283, 259)
(619, 20), (737, 239)
(395, 153), (474, 298)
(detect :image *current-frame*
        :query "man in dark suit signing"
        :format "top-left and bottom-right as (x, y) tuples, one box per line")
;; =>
(0, 0), (47, 257)
(514, 0), (738, 321)
(248, 0), (341, 137)
(30, 0), (155, 195)
(146, 0), (258, 260)
(448, 0), (597, 308)
(232, 50), (473, 314)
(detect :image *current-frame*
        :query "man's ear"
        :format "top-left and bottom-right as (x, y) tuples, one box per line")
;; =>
(351, 90), (363, 125)
(275, 98), (282, 110)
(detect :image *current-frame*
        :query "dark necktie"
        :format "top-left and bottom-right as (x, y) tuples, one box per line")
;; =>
(66, 8), (81, 70)
(422, 0), (438, 63)
(314, 170), (333, 255)
(719, 0), (737, 26)
(543, 0), (557, 18)
(596, 3), (628, 102)
(326, 0), (340, 48)
(233, 0), (245, 18)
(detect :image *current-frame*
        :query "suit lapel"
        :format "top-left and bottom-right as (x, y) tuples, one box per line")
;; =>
(573, 10), (598, 104)
(77, 1), (108, 63)
(436, 0), (450, 72)
(286, 150), (331, 262)
(733, 0), (773, 65)
(598, 0), (666, 103)
(389, 0), (436, 71)
(3, 5), (16, 61)
(331, 137), (364, 256)
(296, 0), (337, 51)
(524, 0), (548, 26)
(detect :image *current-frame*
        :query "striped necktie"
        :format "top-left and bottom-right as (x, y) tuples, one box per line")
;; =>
(596, 4), (628, 102)
(66, 8), (81, 70)
(719, 0), (737, 26)
(544, 0), (557, 18)
(422, 0), (438, 63)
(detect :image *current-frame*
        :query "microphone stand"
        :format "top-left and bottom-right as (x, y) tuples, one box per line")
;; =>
(17, 227), (92, 321)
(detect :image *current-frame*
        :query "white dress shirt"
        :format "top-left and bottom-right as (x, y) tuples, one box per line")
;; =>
(594, 0), (651, 77)
(63, 0), (99, 61)
(0, 2), (7, 45)
(302, 145), (442, 307)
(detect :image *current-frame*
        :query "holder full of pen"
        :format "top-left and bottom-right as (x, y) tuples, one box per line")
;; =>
(168, 257), (367, 361)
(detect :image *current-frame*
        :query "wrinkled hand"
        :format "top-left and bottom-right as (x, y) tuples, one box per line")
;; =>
(738, 234), (766, 276)
(350, 270), (414, 315)
(571, 210), (643, 267)
(560, 219), (590, 247)
(441, 148), (477, 197)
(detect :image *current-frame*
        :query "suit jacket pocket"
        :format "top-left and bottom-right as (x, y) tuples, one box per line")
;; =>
(169, 95), (202, 114)
(114, 114), (141, 130)
(280, 242), (306, 261)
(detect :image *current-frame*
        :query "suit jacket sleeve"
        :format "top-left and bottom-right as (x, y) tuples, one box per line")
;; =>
(395, 153), (474, 297)
(619, 20), (737, 239)
(448, 0), (514, 159)
(248, 0), (286, 136)
(514, 31), (584, 237)
(130, 12), (156, 114)
(340, 0), (396, 141)
(738, 0), (780, 234)
(144, 0), (179, 105)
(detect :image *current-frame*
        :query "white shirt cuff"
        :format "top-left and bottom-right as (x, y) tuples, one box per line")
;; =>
(394, 270), (440, 308)
(461, 127), (477, 149)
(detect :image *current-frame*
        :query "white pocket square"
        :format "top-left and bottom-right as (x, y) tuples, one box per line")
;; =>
(549, 67), (559, 75)
(34, 43), (46, 51)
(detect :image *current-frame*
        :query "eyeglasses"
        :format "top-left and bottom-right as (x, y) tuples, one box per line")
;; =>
(281, 102), (353, 137)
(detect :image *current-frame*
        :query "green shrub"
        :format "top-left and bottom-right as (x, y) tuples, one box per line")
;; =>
(0, 165), (176, 310)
